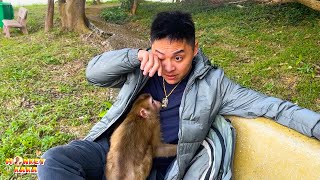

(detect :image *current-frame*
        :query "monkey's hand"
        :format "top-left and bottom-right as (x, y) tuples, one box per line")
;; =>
(138, 49), (162, 77)
(154, 144), (177, 157)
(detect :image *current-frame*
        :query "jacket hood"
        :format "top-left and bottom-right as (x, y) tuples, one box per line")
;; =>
(191, 48), (213, 80)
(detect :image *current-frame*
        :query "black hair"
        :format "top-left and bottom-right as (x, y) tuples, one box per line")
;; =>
(150, 11), (195, 48)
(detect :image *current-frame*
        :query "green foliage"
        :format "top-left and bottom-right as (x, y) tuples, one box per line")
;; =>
(120, 0), (133, 11)
(119, 0), (143, 11)
(100, 6), (129, 24)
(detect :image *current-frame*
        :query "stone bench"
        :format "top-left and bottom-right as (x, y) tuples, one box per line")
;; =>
(2, 7), (28, 37)
(228, 116), (320, 179)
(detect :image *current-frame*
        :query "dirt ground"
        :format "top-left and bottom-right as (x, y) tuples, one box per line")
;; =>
(85, 4), (150, 51)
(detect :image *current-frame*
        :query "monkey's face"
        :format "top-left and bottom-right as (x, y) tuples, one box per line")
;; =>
(133, 94), (161, 119)
(149, 97), (161, 112)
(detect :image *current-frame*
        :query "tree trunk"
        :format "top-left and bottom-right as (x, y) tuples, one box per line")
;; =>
(58, 0), (90, 33)
(45, 0), (54, 32)
(131, 0), (138, 15)
(58, 0), (67, 31)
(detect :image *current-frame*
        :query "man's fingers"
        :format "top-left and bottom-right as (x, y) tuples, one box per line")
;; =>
(149, 55), (160, 77)
(139, 51), (149, 70)
(143, 53), (154, 76)
(158, 60), (162, 77)
(138, 50), (162, 77)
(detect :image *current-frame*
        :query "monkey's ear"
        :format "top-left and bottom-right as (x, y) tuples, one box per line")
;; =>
(140, 108), (148, 119)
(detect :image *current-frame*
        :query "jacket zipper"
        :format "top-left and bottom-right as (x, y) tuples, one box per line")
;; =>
(176, 65), (211, 179)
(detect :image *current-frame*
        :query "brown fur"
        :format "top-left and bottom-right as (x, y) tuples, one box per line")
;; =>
(106, 93), (177, 180)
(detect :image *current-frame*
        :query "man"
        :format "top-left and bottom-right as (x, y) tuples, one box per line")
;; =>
(38, 11), (320, 180)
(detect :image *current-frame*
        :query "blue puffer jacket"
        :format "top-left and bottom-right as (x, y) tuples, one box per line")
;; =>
(85, 48), (320, 179)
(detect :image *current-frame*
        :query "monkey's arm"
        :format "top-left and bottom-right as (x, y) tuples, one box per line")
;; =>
(86, 48), (141, 88)
(154, 144), (177, 157)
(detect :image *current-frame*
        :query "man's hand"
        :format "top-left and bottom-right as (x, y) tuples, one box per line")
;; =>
(138, 50), (162, 77)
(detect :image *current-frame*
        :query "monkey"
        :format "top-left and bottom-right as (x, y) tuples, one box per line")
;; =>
(106, 93), (177, 180)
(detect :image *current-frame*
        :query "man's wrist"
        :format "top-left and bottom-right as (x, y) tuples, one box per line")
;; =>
(312, 122), (320, 140)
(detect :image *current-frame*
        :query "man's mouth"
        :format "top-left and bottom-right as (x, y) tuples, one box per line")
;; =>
(165, 75), (176, 80)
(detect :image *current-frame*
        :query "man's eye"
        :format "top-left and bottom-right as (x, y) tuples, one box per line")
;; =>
(175, 56), (183, 61)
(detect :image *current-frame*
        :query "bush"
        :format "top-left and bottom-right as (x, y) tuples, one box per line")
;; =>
(100, 6), (129, 24)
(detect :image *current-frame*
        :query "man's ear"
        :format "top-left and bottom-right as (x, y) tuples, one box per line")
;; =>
(193, 40), (199, 56)
(140, 108), (148, 119)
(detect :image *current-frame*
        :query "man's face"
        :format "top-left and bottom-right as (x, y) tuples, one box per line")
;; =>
(151, 38), (198, 84)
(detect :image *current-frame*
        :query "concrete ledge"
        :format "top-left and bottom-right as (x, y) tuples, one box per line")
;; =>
(227, 116), (320, 179)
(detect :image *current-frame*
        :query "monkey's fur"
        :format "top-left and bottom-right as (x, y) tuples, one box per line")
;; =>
(106, 93), (177, 180)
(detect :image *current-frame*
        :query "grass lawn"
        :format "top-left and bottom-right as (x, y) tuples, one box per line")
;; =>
(0, 4), (108, 179)
(0, 1), (319, 179)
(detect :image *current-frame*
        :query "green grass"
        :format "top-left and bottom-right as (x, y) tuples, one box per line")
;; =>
(197, 3), (320, 109)
(1, 1), (320, 179)
(0, 4), (108, 179)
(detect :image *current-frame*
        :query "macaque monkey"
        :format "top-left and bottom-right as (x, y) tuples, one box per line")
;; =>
(106, 93), (177, 180)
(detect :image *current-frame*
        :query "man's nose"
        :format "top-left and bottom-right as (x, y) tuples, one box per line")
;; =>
(162, 60), (175, 72)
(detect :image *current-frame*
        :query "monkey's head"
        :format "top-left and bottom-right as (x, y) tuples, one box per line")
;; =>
(132, 93), (161, 119)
